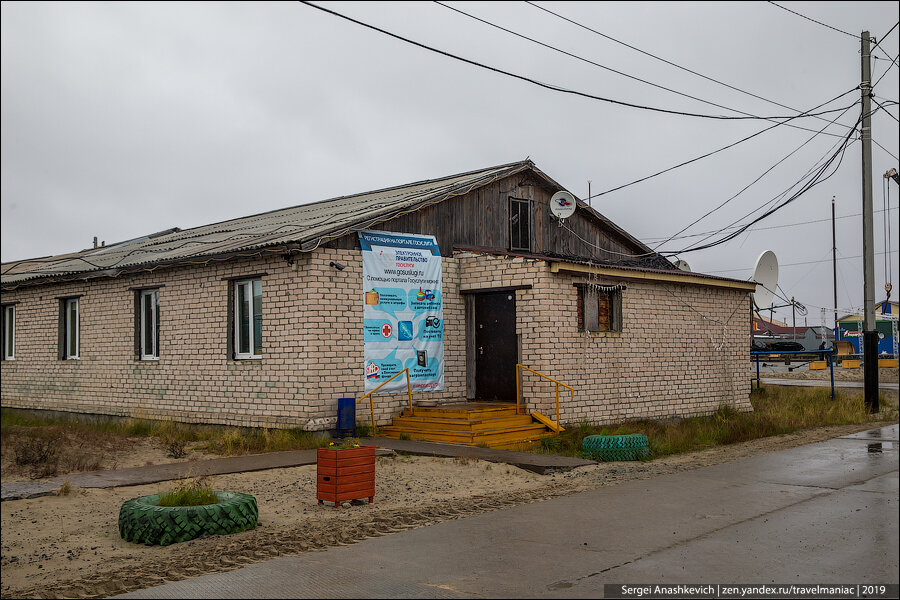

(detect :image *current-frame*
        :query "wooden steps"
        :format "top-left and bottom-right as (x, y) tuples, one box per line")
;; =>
(378, 402), (558, 449)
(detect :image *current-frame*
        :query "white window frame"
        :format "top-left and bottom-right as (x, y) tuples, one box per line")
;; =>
(233, 279), (262, 359)
(2, 304), (14, 360)
(140, 289), (159, 360)
(64, 297), (79, 359)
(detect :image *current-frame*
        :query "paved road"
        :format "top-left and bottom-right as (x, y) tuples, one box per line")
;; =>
(117, 425), (899, 599)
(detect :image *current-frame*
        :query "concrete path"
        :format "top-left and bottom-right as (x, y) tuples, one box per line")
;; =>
(1, 440), (590, 501)
(116, 425), (899, 599)
(1, 448), (389, 502)
(358, 437), (594, 474)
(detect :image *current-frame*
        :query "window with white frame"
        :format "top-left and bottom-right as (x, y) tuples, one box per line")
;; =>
(2, 304), (14, 360)
(233, 279), (262, 359)
(140, 289), (159, 359)
(60, 297), (80, 359)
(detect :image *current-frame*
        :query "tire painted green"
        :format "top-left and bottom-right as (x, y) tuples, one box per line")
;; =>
(582, 434), (651, 461)
(118, 491), (258, 546)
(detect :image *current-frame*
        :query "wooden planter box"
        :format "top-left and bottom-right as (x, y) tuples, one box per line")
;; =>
(317, 446), (375, 508)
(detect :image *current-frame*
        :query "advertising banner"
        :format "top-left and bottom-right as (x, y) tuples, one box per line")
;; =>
(359, 230), (444, 394)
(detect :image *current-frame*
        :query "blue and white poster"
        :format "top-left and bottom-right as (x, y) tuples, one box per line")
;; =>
(359, 230), (444, 394)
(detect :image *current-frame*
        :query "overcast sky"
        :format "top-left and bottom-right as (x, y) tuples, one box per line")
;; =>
(2, 1), (898, 324)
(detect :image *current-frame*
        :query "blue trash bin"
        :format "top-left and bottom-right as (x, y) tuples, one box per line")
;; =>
(337, 397), (356, 438)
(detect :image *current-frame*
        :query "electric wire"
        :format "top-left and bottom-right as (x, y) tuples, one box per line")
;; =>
(767, 1), (860, 40)
(524, 0), (858, 137)
(873, 138), (899, 162)
(649, 100), (858, 249)
(435, 1), (855, 137)
(871, 21), (899, 56)
(707, 249), (897, 273)
(641, 206), (897, 243)
(659, 119), (863, 254)
(873, 98), (900, 124)
(564, 108), (867, 261)
(669, 116), (866, 253)
(872, 54), (899, 91)
(297, 1), (855, 122)
(663, 111), (862, 255)
(590, 90), (858, 201)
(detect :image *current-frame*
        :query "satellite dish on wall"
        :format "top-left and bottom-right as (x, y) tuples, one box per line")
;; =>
(550, 191), (577, 219)
(751, 250), (779, 309)
(673, 259), (691, 272)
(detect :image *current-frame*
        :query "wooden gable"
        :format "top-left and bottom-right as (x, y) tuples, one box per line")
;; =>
(325, 169), (654, 264)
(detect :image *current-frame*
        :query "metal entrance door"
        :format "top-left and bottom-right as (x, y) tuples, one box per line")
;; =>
(474, 291), (518, 401)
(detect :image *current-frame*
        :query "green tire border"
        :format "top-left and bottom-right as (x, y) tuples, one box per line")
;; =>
(118, 491), (258, 546)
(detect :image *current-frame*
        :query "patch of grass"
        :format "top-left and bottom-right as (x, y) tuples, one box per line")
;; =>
(192, 426), (330, 456)
(57, 480), (72, 496)
(2, 409), (331, 459)
(157, 477), (218, 507)
(536, 386), (897, 460)
(398, 432), (411, 441)
(355, 424), (372, 437)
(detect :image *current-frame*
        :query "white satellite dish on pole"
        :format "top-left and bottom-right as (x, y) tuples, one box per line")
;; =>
(550, 191), (577, 219)
(673, 259), (691, 272)
(751, 250), (779, 309)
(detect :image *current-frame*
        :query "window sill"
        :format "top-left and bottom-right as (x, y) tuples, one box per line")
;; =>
(233, 356), (262, 361)
(140, 357), (160, 362)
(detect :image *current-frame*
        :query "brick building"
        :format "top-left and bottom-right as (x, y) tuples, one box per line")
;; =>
(1, 161), (756, 430)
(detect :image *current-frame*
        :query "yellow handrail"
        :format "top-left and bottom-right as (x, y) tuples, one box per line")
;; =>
(356, 368), (413, 433)
(515, 364), (574, 434)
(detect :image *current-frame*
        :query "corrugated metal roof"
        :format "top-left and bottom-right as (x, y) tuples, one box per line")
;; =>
(3, 160), (549, 287)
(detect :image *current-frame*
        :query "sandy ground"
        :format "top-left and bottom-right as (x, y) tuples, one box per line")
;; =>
(1, 418), (897, 600)
(759, 365), (899, 382)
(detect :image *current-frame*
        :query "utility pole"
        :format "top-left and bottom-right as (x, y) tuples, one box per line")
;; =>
(792, 297), (796, 341)
(860, 31), (879, 413)
(832, 195), (838, 336)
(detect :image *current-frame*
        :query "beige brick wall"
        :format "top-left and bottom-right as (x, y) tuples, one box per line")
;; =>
(1, 249), (750, 429)
(458, 253), (752, 425)
(0, 248), (465, 429)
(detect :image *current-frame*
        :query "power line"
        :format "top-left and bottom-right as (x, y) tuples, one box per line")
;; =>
(640, 206), (897, 242)
(664, 111), (861, 255)
(590, 92), (858, 201)
(873, 98), (900, 124)
(298, 1), (855, 122)
(872, 54), (899, 90)
(767, 1), (859, 40)
(871, 21), (899, 56)
(706, 249), (898, 273)
(663, 101), (892, 254)
(524, 1), (857, 137)
(648, 100), (858, 248)
(436, 0), (807, 123)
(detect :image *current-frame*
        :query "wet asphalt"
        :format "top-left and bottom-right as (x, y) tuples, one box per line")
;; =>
(115, 425), (899, 599)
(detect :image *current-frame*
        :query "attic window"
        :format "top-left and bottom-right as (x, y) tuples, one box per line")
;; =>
(509, 197), (532, 252)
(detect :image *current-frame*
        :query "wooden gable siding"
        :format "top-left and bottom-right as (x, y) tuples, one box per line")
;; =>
(323, 171), (645, 261)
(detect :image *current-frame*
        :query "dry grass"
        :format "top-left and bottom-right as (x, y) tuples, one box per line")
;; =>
(3, 424), (119, 479)
(157, 476), (219, 507)
(538, 386), (899, 459)
(1, 408), (330, 460)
